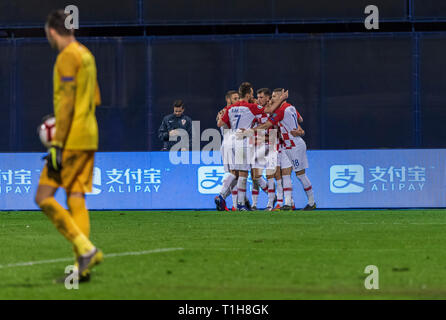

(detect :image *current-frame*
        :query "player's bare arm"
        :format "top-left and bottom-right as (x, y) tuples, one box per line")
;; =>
(217, 119), (228, 128)
(217, 114), (228, 128)
(254, 120), (274, 131)
(263, 90), (288, 114)
(216, 109), (225, 122)
(290, 126), (305, 137)
(217, 108), (229, 128)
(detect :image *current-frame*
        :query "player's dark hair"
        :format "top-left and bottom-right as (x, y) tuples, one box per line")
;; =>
(257, 88), (271, 97)
(239, 82), (253, 98)
(46, 10), (74, 36)
(225, 90), (238, 100)
(173, 99), (184, 108)
(273, 88), (284, 93)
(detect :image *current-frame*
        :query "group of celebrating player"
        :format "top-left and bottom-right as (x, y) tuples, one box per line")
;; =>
(214, 82), (316, 212)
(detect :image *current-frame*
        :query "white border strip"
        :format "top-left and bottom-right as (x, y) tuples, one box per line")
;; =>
(0, 247), (184, 269)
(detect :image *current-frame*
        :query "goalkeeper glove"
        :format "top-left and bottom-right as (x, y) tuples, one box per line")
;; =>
(45, 143), (63, 172)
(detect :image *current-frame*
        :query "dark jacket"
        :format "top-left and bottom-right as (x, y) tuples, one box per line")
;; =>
(158, 114), (192, 150)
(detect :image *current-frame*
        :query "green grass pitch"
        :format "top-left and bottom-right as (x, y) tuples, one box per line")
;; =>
(1, 209), (445, 300)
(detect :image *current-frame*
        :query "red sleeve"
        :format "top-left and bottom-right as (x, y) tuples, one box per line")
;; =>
(268, 107), (285, 126)
(221, 108), (231, 128)
(296, 110), (302, 119)
(247, 103), (265, 115)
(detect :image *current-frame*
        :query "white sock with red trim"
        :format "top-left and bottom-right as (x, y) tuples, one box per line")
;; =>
(252, 180), (259, 207)
(237, 177), (247, 206)
(267, 178), (275, 208)
(297, 174), (315, 206)
(220, 173), (236, 199)
(231, 186), (238, 209)
(282, 175), (293, 206)
(276, 178), (283, 207)
(257, 176), (268, 193)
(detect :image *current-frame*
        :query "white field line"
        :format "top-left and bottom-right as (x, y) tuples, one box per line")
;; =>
(194, 247), (440, 252)
(267, 222), (446, 225)
(0, 247), (184, 269)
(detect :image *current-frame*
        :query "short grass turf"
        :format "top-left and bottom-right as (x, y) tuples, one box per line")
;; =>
(1, 209), (446, 300)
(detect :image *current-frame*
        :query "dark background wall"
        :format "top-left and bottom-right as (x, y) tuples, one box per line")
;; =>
(0, 0), (445, 152)
(0, 0), (407, 27)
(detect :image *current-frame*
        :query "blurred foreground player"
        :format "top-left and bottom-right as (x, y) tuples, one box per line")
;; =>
(34, 10), (103, 282)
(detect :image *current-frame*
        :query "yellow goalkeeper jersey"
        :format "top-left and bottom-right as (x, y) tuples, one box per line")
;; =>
(53, 41), (101, 150)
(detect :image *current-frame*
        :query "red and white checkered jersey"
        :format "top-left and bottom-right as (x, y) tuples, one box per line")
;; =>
(252, 112), (270, 127)
(250, 112), (282, 151)
(221, 100), (265, 130)
(250, 111), (268, 145)
(268, 102), (303, 150)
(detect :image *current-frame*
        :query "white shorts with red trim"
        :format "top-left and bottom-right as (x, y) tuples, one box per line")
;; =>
(280, 139), (308, 172)
(229, 146), (252, 172)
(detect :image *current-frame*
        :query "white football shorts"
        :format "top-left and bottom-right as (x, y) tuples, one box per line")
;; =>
(280, 139), (308, 172)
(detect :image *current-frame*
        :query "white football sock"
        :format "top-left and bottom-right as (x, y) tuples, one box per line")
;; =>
(222, 176), (238, 199)
(267, 178), (275, 208)
(257, 176), (268, 193)
(237, 176), (247, 206)
(252, 181), (259, 207)
(276, 178), (283, 207)
(297, 174), (315, 206)
(231, 186), (238, 209)
(282, 175), (293, 206)
(220, 173), (236, 199)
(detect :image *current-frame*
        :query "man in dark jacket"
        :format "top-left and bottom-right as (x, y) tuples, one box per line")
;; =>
(158, 100), (192, 151)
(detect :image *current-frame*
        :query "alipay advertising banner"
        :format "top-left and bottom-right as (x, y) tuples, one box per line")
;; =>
(0, 150), (444, 210)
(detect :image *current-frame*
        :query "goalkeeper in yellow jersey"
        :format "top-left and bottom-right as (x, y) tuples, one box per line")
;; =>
(35, 10), (103, 282)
